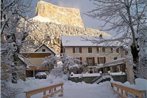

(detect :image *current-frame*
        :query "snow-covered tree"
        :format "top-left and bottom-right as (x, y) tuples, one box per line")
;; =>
(42, 54), (83, 75)
(1, 0), (33, 83)
(88, 0), (147, 81)
(42, 55), (58, 70)
(1, 0), (34, 97)
(61, 54), (82, 74)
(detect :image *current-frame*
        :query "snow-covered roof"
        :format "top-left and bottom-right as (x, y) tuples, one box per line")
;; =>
(18, 54), (34, 66)
(61, 36), (123, 47)
(34, 44), (56, 55)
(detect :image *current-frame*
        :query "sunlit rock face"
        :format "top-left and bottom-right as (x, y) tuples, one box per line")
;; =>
(36, 0), (84, 27)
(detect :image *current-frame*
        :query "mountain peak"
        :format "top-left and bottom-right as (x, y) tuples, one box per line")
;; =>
(35, 0), (84, 27)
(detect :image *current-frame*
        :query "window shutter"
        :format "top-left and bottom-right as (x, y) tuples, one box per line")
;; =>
(116, 48), (119, 53)
(73, 47), (75, 53)
(80, 47), (82, 53)
(80, 57), (82, 64)
(97, 57), (99, 64)
(93, 57), (95, 64)
(102, 47), (105, 52)
(97, 47), (99, 53)
(104, 57), (106, 63)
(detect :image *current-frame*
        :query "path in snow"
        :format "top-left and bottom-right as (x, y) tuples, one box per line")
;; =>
(54, 82), (118, 98)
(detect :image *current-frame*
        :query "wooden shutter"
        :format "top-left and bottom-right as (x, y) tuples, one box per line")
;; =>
(102, 47), (105, 52)
(116, 48), (119, 53)
(73, 47), (75, 53)
(80, 57), (82, 64)
(93, 57), (95, 64)
(97, 57), (99, 64)
(104, 57), (106, 63)
(80, 47), (82, 53)
(97, 47), (99, 53)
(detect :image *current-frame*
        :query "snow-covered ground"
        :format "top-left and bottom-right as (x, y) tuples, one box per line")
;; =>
(54, 81), (118, 98)
(8, 74), (147, 98)
(8, 75), (118, 98)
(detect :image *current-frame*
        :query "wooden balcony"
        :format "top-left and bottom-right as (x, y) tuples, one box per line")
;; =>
(27, 66), (49, 71)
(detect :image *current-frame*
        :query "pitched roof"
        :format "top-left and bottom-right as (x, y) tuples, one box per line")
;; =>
(61, 36), (123, 47)
(34, 44), (56, 55)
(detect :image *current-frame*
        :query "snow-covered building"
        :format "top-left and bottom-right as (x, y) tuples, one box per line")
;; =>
(61, 36), (128, 73)
(21, 44), (56, 77)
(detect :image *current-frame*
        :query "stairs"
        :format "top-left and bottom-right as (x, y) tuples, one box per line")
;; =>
(92, 74), (112, 84)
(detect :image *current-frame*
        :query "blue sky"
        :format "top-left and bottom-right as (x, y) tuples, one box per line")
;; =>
(29, 0), (114, 35)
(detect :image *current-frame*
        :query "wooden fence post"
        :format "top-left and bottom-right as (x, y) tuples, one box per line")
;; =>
(26, 93), (30, 98)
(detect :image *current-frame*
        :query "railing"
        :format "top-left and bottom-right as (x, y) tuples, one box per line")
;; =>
(27, 66), (49, 71)
(111, 82), (146, 98)
(25, 83), (63, 98)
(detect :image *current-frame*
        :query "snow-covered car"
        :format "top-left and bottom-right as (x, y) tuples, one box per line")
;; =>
(35, 72), (47, 79)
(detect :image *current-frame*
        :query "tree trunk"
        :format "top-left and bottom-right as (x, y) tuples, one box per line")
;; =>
(131, 43), (139, 78)
(138, 28), (147, 79)
(126, 59), (135, 84)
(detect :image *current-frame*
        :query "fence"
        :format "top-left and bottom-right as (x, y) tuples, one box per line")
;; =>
(25, 83), (63, 98)
(111, 82), (146, 98)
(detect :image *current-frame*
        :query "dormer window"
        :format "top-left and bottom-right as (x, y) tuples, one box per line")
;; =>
(42, 49), (46, 52)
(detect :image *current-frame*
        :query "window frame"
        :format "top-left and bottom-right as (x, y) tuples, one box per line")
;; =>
(73, 47), (82, 53)
(88, 47), (92, 53)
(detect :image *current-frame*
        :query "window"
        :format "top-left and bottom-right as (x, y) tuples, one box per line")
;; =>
(97, 47), (100, 53)
(75, 48), (80, 53)
(42, 49), (46, 52)
(116, 48), (119, 53)
(73, 47), (82, 53)
(97, 57), (106, 64)
(102, 47), (105, 52)
(88, 47), (92, 53)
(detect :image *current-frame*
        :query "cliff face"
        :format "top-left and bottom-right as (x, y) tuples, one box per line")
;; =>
(36, 0), (84, 27)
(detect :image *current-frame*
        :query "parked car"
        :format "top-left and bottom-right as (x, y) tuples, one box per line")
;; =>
(35, 72), (47, 79)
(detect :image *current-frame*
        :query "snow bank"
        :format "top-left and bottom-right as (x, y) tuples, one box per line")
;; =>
(124, 78), (147, 90)
(70, 73), (101, 78)
(110, 72), (126, 76)
(70, 72), (125, 78)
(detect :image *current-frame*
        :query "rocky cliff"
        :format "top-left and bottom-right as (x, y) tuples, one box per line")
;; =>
(35, 0), (84, 27)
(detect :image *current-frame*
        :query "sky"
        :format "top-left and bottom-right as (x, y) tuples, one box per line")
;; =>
(29, 0), (114, 35)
